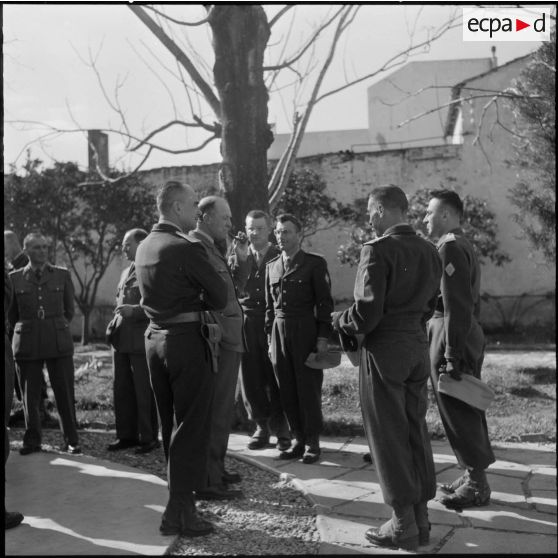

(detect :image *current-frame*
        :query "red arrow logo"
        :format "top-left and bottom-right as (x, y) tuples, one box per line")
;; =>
(516, 19), (530, 31)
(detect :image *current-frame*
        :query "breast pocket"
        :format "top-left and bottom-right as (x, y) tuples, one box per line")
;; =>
(46, 284), (65, 313)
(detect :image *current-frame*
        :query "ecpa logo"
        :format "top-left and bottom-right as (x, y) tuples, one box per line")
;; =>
(463, 7), (551, 41)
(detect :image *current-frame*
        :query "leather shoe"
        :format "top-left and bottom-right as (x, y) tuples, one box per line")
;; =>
(365, 518), (419, 551)
(222, 470), (242, 484)
(5, 511), (24, 530)
(107, 439), (140, 451)
(363, 452), (372, 463)
(247, 437), (269, 450)
(135, 440), (160, 454)
(439, 480), (490, 509)
(302, 447), (320, 464)
(276, 437), (291, 452)
(19, 445), (41, 456)
(279, 442), (304, 460)
(160, 510), (214, 537)
(63, 444), (82, 455)
(440, 471), (469, 494)
(195, 484), (243, 501)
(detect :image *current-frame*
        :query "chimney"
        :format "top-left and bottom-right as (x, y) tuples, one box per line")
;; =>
(87, 130), (109, 175)
(490, 46), (498, 69)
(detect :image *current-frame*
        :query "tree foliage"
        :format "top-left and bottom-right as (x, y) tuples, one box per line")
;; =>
(271, 168), (357, 241)
(4, 158), (157, 343)
(337, 187), (510, 267)
(507, 30), (556, 263)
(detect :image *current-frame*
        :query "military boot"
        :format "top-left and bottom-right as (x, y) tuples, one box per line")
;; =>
(439, 469), (490, 509)
(365, 506), (419, 551)
(160, 493), (214, 537)
(413, 501), (431, 546)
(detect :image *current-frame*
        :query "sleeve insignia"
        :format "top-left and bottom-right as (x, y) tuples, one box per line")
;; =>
(445, 262), (456, 277)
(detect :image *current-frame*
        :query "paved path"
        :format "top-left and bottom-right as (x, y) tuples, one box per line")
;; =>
(5, 434), (556, 555)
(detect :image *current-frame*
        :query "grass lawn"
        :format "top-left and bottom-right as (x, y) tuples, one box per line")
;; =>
(10, 345), (556, 443)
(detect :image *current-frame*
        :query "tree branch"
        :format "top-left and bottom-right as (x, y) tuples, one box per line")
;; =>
(269, 5), (295, 28)
(130, 119), (219, 151)
(129, 5), (221, 118)
(264, 6), (345, 71)
(143, 5), (211, 26)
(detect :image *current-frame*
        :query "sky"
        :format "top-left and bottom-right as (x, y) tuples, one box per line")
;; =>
(3, 3), (546, 173)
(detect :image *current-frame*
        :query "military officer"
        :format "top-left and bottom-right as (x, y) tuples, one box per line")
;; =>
(332, 185), (442, 551)
(229, 210), (290, 452)
(5, 230), (54, 423)
(135, 181), (227, 537)
(265, 213), (334, 465)
(9, 233), (81, 455)
(190, 196), (245, 501)
(106, 228), (159, 454)
(423, 189), (494, 509)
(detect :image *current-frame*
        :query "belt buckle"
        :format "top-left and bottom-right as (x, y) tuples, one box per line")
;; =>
(37, 307), (45, 320)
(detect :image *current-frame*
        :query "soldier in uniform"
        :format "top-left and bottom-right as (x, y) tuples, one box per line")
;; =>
(229, 210), (290, 452)
(5, 230), (54, 424)
(9, 233), (81, 455)
(332, 186), (442, 551)
(190, 196), (244, 500)
(265, 213), (334, 465)
(135, 181), (227, 537)
(106, 228), (159, 454)
(423, 189), (494, 509)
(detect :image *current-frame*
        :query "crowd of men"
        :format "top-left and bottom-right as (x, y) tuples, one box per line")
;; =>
(5, 182), (494, 551)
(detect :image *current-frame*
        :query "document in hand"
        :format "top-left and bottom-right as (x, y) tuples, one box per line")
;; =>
(437, 372), (495, 411)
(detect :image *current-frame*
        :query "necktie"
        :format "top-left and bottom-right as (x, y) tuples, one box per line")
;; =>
(284, 257), (291, 271)
(35, 268), (42, 281)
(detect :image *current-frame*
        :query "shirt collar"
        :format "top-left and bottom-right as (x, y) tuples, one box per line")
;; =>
(250, 243), (271, 258)
(158, 219), (182, 232)
(282, 249), (300, 264)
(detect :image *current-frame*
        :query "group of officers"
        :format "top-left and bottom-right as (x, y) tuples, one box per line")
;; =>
(4, 182), (494, 551)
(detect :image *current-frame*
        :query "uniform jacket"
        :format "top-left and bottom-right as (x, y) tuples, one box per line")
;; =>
(264, 249), (334, 338)
(106, 263), (149, 354)
(335, 224), (442, 345)
(189, 229), (245, 353)
(9, 262), (75, 360)
(229, 244), (280, 315)
(434, 228), (483, 362)
(135, 222), (227, 323)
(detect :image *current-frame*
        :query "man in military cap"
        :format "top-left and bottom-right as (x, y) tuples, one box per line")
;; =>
(190, 196), (245, 501)
(106, 228), (159, 454)
(423, 189), (494, 509)
(265, 213), (334, 465)
(229, 210), (290, 452)
(332, 185), (442, 551)
(9, 233), (81, 455)
(135, 181), (227, 537)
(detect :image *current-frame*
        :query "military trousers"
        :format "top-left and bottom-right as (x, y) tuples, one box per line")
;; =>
(360, 331), (436, 509)
(270, 315), (323, 443)
(145, 323), (214, 495)
(239, 313), (289, 437)
(5, 333), (16, 463)
(16, 356), (79, 448)
(206, 348), (242, 487)
(113, 351), (158, 444)
(428, 316), (495, 471)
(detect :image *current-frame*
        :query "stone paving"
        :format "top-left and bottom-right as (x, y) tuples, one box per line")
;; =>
(228, 434), (557, 554)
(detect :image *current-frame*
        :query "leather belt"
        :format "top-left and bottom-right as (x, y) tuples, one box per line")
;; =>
(158, 311), (201, 324)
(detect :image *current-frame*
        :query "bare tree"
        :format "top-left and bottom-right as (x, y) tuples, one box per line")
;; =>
(7, 5), (461, 228)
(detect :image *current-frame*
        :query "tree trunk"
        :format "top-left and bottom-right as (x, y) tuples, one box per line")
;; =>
(209, 6), (273, 230)
(81, 307), (91, 346)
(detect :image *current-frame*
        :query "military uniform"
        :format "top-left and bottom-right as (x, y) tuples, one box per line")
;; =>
(230, 244), (289, 442)
(190, 229), (245, 489)
(428, 229), (495, 471)
(5, 268), (16, 462)
(135, 222), (227, 499)
(265, 250), (333, 447)
(106, 263), (158, 446)
(9, 263), (79, 449)
(334, 224), (442, 510)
